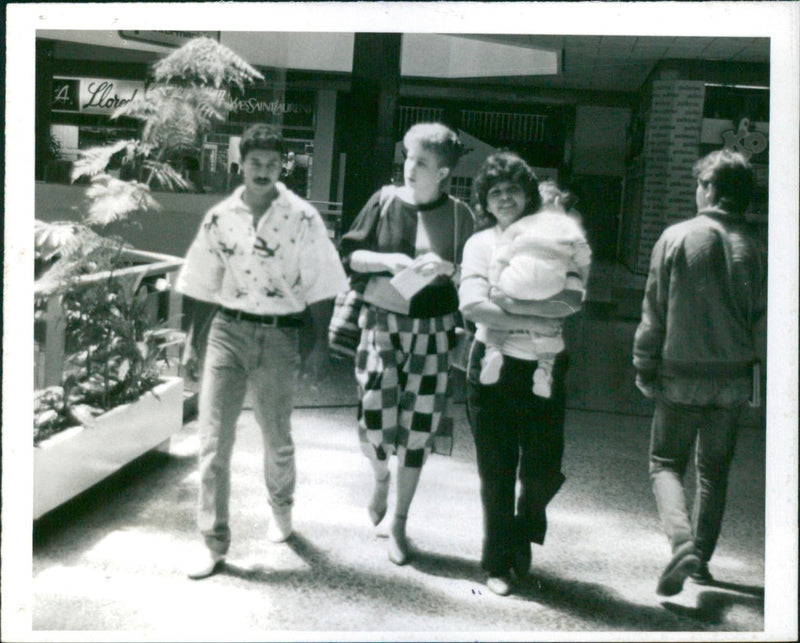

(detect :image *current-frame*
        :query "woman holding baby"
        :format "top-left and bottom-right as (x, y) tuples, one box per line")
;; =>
(459, 151), (591, 596)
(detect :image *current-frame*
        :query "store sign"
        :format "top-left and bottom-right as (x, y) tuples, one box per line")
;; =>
(721, 118), (768, 158)
(51, 78), (80, 111)
(52, 77), (145, 115)
(700, 117), (769, 161)
(228, 88), (315, 128)
(118, 30), (220, 48)
(229, 97), (314, 117)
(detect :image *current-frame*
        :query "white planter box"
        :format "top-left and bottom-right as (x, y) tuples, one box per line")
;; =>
(34, 377), (184, 519)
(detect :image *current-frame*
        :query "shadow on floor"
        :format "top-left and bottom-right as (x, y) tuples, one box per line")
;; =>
(180, 529), (741, 632)
(661, 588), (765, 625)
(511, 570), (763, 632)
(33, 449), (197, 548)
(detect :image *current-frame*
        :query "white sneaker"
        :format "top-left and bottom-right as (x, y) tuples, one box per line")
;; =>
(267, 506), (293, 543)
(186, 549), (224, 579)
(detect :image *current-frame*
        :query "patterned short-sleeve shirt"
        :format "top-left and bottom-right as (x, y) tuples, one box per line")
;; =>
(175, 183), (348, 314)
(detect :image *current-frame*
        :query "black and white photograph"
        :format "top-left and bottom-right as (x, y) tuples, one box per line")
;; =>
(3, 2), (798, 641)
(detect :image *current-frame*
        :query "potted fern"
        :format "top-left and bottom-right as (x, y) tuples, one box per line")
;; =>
(33, 37), (264, 518)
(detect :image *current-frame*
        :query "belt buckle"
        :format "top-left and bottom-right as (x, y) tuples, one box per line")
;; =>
(263, 316), (279, 327)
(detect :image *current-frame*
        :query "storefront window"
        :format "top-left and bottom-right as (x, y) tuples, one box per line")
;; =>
(189, 84), (317, 196)
(45, 67), (318, 197)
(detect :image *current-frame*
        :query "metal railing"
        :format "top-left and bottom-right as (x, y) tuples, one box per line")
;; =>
(460, 109), (548, 142)
(311, 200), (344, 244)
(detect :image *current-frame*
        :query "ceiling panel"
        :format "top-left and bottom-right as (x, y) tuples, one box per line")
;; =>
(664, 37), (717, 55)
(633, 36), (676, 48)
(45, 31), (770, 95)
(599, 36), (638, 49)
(702, 37), (757, 58)
(735, 43), (771, 61)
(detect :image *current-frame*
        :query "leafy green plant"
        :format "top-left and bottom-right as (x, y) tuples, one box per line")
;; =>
(34, 37), (263, 441)
(34, 276), (185, 444)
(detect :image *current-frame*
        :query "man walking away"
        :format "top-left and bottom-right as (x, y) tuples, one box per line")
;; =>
(633, 149), (767, 597)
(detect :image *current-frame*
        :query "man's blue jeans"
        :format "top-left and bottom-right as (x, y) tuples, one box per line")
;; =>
(649, 398), (743, 562)
(197, 313), (300, 555)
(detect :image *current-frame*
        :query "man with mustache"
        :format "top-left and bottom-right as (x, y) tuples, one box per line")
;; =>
(176, 124), (348, 579)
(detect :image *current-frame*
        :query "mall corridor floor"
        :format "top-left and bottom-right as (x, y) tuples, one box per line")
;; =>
(32, 397), (766, 635)
(30, 308), (769, 636)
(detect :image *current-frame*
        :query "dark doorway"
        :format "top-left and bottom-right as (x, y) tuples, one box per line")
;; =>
(569, 174), (622, 262)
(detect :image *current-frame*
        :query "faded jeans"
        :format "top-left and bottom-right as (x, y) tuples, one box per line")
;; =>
(198, 313), (300, 554)
(649, 398), (743, 562)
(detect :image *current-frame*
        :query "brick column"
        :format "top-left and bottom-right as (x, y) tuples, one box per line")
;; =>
(634, 80), (706, 272)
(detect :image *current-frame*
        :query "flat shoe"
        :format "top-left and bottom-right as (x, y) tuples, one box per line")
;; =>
(368, 473), (391, 526)
(388, 534), (409, 565)
(388, 545), (409, 565)
(388, 516), (409, 565)
(486, 576), (512, 596)
(186, 550), (224, 580)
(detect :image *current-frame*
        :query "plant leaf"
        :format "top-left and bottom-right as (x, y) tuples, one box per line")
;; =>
(34, 222), (123, 286)
(83, 175), (162, 225)
(34, 386), (65, 413)
(34, 220), (109, 261)
(111, 92), (160, 122)
(71, 140), (137, 182)
(141, 94), (202, 149)
(141, 159), (192, 191)
(117, 359), (131, 381)
(152, 37), (263, 90)
(34, 409), (60, 428)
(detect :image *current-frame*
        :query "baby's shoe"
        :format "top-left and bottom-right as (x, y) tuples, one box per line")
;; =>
(532, 367), (552, 398)
(480, 349), (504, 385)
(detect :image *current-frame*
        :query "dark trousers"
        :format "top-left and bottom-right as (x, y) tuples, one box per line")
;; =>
(649, 398), (743, 562)
(466, 340), (567, 576)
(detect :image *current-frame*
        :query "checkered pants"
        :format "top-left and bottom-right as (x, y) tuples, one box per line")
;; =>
(355, 305), (457, 468)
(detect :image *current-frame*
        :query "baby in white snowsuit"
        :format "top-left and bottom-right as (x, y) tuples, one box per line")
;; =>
(482, 208), (592, 397)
